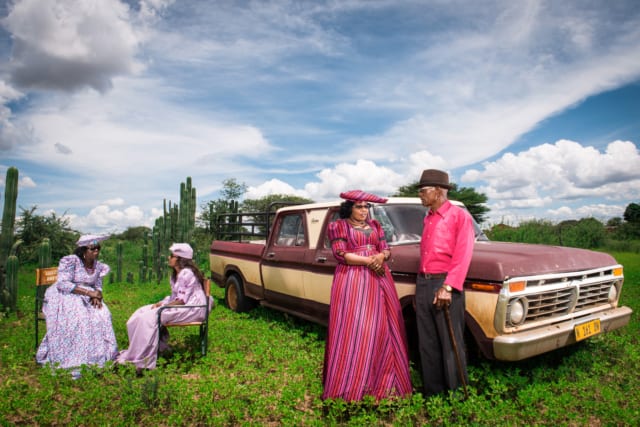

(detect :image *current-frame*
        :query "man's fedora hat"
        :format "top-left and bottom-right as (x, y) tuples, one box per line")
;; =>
(417, 169), (452, 190)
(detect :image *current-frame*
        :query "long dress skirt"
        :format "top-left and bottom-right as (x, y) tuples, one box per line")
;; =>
(116, 303), (208, 369)
(322, 220), (412, 401)
(36, 286), (118, 370)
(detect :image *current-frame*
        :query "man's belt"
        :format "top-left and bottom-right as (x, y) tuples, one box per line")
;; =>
(421, 273), (447, 279)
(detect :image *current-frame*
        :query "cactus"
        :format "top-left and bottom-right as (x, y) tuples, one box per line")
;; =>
(141, 243), (148, 282)
(39, 238), (52, 268)
(116, 241), (123, 282)
(179, 177), (197, 242)
(149, 177), (198, 283)
(5, 254), (18, 312)
(138, 260), (145, 283)
(0, 167), (19, 312)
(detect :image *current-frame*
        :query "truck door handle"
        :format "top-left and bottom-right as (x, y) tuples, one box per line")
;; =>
(316, 256), (327, 263)
(266, 252), (275, 258)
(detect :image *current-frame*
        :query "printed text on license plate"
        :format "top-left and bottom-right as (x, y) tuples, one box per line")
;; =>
(574, 319), (601, 341)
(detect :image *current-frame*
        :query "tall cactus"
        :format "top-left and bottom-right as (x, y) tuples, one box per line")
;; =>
(5, 253), (18, 312)
(141, 243), (148, 283)
(150, 177), (198, 279)
(39, 238), (52, 268)
(0, 167), (19, 311)
(116, 241), (123, 282)
(179, 177), (197, 242)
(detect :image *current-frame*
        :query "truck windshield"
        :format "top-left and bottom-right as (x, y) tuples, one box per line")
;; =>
(370, 203), (487, 245)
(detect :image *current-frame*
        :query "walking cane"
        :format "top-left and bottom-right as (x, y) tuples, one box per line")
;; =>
(444, 304), (469, 399)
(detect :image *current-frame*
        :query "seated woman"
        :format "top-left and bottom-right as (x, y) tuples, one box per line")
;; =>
(116, 243), (211, 369)
(36, 235), (117, 378)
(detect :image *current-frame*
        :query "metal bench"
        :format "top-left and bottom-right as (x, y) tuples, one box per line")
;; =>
(156, 279), (213, 357)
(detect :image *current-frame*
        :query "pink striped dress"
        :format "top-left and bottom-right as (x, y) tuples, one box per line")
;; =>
(322, 219), (412, 401)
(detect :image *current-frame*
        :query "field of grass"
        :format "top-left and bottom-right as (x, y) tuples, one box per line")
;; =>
(0, 248), (638, 425)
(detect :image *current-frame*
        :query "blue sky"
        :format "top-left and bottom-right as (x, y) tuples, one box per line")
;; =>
(1, 0), (639, 233)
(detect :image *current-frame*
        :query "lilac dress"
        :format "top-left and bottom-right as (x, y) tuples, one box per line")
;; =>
(116, 268), (210, 369)
(36, 255), (117, 370)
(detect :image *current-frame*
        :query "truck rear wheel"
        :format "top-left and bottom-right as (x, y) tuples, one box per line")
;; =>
(225, 274), (255, 313)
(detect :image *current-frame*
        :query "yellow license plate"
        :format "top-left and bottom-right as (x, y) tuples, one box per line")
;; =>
(574, 319), (601, 341)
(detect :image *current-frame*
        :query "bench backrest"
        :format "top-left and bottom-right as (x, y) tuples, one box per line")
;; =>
(203, 279), (211, 297)
(36, 267), (58, 286)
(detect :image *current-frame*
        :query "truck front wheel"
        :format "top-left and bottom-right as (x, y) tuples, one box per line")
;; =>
(225, 275), (255, 313)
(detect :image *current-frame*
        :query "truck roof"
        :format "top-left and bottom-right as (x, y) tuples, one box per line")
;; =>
(276, 197), (462, 213)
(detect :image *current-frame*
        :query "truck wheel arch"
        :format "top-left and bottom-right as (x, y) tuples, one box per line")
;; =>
(225, 273), (256, 313)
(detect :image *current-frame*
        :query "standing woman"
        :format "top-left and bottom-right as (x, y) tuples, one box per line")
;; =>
(117, 243), (211, 370)
(36, 235), (117, 377)
(322, 190), (412, 402)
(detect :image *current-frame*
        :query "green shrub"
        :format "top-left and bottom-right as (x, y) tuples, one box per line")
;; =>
(558, 217), (606, 248)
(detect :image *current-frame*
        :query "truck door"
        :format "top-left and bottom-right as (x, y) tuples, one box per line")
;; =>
(305, 208), (339, 305)
(261, 211), (307, 307)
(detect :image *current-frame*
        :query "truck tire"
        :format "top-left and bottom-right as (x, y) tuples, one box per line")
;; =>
(225, 274), (255, 313)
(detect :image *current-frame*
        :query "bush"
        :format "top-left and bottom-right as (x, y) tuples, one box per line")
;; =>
(487, 220), (559, 245)
(15, 206), (78, 264)
(559, 218), (606, 248)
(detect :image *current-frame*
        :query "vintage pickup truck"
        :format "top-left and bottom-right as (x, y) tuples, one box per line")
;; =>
(209, 198), (632, 361)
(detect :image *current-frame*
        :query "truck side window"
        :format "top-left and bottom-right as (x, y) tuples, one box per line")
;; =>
(324, 211), (341, 249)
(276, 214), (306, 246)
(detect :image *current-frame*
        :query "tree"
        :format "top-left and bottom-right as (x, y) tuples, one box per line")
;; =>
(16, 206), (79, 264)
(220, 178), (247, 200)
(198, 178), (248, 233)
(393, 181), (490, 224)
(606, 217), (622, 227)
(241, 194), (313, 213)
(623, 202), (640, 224)
(113, 226), (151, 241)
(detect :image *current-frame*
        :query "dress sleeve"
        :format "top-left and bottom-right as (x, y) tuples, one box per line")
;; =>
(172, 269), (198, 303)
(55, 255), (78, 294)
(328, 220), (349, 263)
(95, 262), (110, 291)
(371, 220), (389, 252)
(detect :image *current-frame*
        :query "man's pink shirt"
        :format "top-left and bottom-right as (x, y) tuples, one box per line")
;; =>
(419, 200), (475, 291)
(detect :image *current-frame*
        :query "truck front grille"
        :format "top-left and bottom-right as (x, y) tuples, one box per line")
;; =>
(524, 288), (574, 321)
(503, 267), (621, 329)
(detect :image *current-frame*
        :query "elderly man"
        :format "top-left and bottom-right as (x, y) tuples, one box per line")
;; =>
(415, 169), (475, 396)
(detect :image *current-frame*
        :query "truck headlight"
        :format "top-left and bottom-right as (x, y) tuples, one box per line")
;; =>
(507, 297), (527, 326)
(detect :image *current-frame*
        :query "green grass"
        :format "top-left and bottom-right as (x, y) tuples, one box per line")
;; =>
(1, 250), (639, 425)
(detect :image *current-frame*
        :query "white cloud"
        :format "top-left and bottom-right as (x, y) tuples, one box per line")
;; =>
(463, 139), (640, 226)
(245, 179), (307, 200)
(11, 77), (276, 182)
(69, 203), (151, 233)
(462, 140), (640, 204)
(302, 160), (405, 201)
(105, 198), (125, 206)
(3, 0), (141, 92)
(19, 176), (36, 188)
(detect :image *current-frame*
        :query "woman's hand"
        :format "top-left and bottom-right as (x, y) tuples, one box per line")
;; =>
(367, 253), (386, 275)
(89, 290), (103, 308)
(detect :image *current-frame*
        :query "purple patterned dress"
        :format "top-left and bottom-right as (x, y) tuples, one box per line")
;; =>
(36, 255), (117, 370)
(322, 219), (412, 401)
